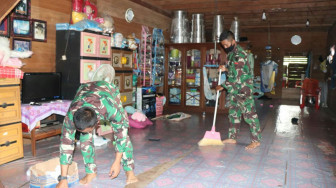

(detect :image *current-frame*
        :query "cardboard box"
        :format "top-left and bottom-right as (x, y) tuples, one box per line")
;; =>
(29, 158), (79, 188)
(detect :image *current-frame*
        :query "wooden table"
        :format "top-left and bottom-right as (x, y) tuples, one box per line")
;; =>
(21, 100), (71, 156)
(22, 124), (62, 156)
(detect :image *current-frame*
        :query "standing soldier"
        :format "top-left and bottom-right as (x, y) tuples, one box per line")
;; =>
(56, 81), (138, 188)
(216, 30), (262, 150)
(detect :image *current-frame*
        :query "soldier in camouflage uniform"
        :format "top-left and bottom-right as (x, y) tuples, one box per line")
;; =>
(56, 81), (137, 188)
(216, 30), (262, 150)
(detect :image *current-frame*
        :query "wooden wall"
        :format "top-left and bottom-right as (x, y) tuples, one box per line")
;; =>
(242, 30), (328, 98)
(21, 0), (171, 73)
(97, 0), (171, 41)
(18, 0), (331, 100)
(21, 0), (72, 73)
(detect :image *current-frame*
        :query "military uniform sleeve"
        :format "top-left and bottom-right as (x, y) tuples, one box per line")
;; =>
(222, 81), (235, 93)
(221, 63), (236, 94)
(59, 111), (76, 165)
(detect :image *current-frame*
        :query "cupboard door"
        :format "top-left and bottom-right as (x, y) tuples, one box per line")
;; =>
(169, 87), (181, 105)
(0, 123), (23, 165)
(123, 53), (133, 69)
(0, 86), (21, 125)
(185, 49), (202, 107)
(120, 92), (132, 106)
(80, 60), (100, 83)
(168, 48), (182, 86)
(113, 73), (122, 90)
(123, 73), (133, 91)
(80, 32), (98, 57)
(98, 35), (111, 58)
(112, 53), (122, 69)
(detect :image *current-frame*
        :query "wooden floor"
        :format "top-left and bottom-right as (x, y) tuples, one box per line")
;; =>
(1, 99), (336, 188)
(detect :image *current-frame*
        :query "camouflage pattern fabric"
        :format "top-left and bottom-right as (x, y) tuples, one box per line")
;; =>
(60, 81), (134, 173)
(221, 45), (262, 142)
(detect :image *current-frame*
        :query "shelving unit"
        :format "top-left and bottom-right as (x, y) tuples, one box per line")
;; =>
(140, 26), (152, 86)
(110, 47), (133, 106)
(152, 28), (165, 87)
(164, 42), (249, 113)
(204, 48), (222, 108)
(0, 78), (23, 164)
(185, 49), (201, 107)
(167, 47), (183, 105)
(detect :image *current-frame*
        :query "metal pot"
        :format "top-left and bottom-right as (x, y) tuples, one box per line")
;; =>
(212, 15), (224, 42)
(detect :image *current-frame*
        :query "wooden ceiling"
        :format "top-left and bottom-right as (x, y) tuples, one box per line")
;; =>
(131, 0), (336, 33)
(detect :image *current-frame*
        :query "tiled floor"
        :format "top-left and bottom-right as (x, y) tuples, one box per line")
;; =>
(1, 99), (336, 188)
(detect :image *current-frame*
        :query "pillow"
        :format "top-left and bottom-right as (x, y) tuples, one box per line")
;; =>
(131, 111), (146, 122)
(128, 114), (152, 129)
(125, 106), (136, 114)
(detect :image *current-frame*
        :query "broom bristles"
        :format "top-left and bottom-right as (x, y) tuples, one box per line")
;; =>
(198, 138), (224, 146)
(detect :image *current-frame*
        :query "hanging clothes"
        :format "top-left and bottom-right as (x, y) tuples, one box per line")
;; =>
(202, 67), (226, 100)
(260, 60), (278, 93)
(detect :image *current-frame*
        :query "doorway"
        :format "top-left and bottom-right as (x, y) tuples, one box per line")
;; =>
(282, 56), (308, 99)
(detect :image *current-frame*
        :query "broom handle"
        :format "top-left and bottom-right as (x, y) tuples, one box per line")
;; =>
(211, 69), (222, 132)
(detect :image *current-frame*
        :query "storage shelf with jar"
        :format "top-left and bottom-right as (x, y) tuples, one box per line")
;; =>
(167, 47), (183, 105)
(164, 42), (249, 113)
(204, 48), (223, 109)
(185, 49), (201, 107)
(152, 28), (165, 87)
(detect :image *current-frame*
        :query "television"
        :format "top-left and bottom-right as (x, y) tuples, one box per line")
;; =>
(21, 72), (62, 103)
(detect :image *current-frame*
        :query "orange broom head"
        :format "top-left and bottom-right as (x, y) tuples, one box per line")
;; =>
(198, 130), (224, 146)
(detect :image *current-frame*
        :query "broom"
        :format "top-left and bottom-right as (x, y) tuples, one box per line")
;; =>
(198, 69), (224, 146)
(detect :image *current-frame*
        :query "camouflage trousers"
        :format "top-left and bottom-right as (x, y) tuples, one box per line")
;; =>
(78, 132), (135, 174)
(227, 94), (261, 142)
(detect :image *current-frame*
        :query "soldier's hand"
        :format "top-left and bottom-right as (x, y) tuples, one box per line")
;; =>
(219, 65), (227, 72)
(109, 161), (121, 179)
(216, 85), (224, 91)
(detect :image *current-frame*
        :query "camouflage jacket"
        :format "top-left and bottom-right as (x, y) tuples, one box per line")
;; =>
(60, 81), (129, 165)
(222, 44), (253, 97)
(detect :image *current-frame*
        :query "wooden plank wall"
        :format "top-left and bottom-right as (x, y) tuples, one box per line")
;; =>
(243, 30), (328, 98)
(97, 0), (171, 40)
(21, 0), (72, 73)
(21, 0), (171, 73)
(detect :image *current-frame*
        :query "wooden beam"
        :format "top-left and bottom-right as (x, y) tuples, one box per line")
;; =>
(97, 0), (171, 31)
(241, 23), (332, 28)
(147, 0), (335, 10)
(0, 0), (20, 22)
(129, 0), (172, 18)
(200, 7), (336, 18)
(160, 1), (336, 12)
(241, 26), (331, 32)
